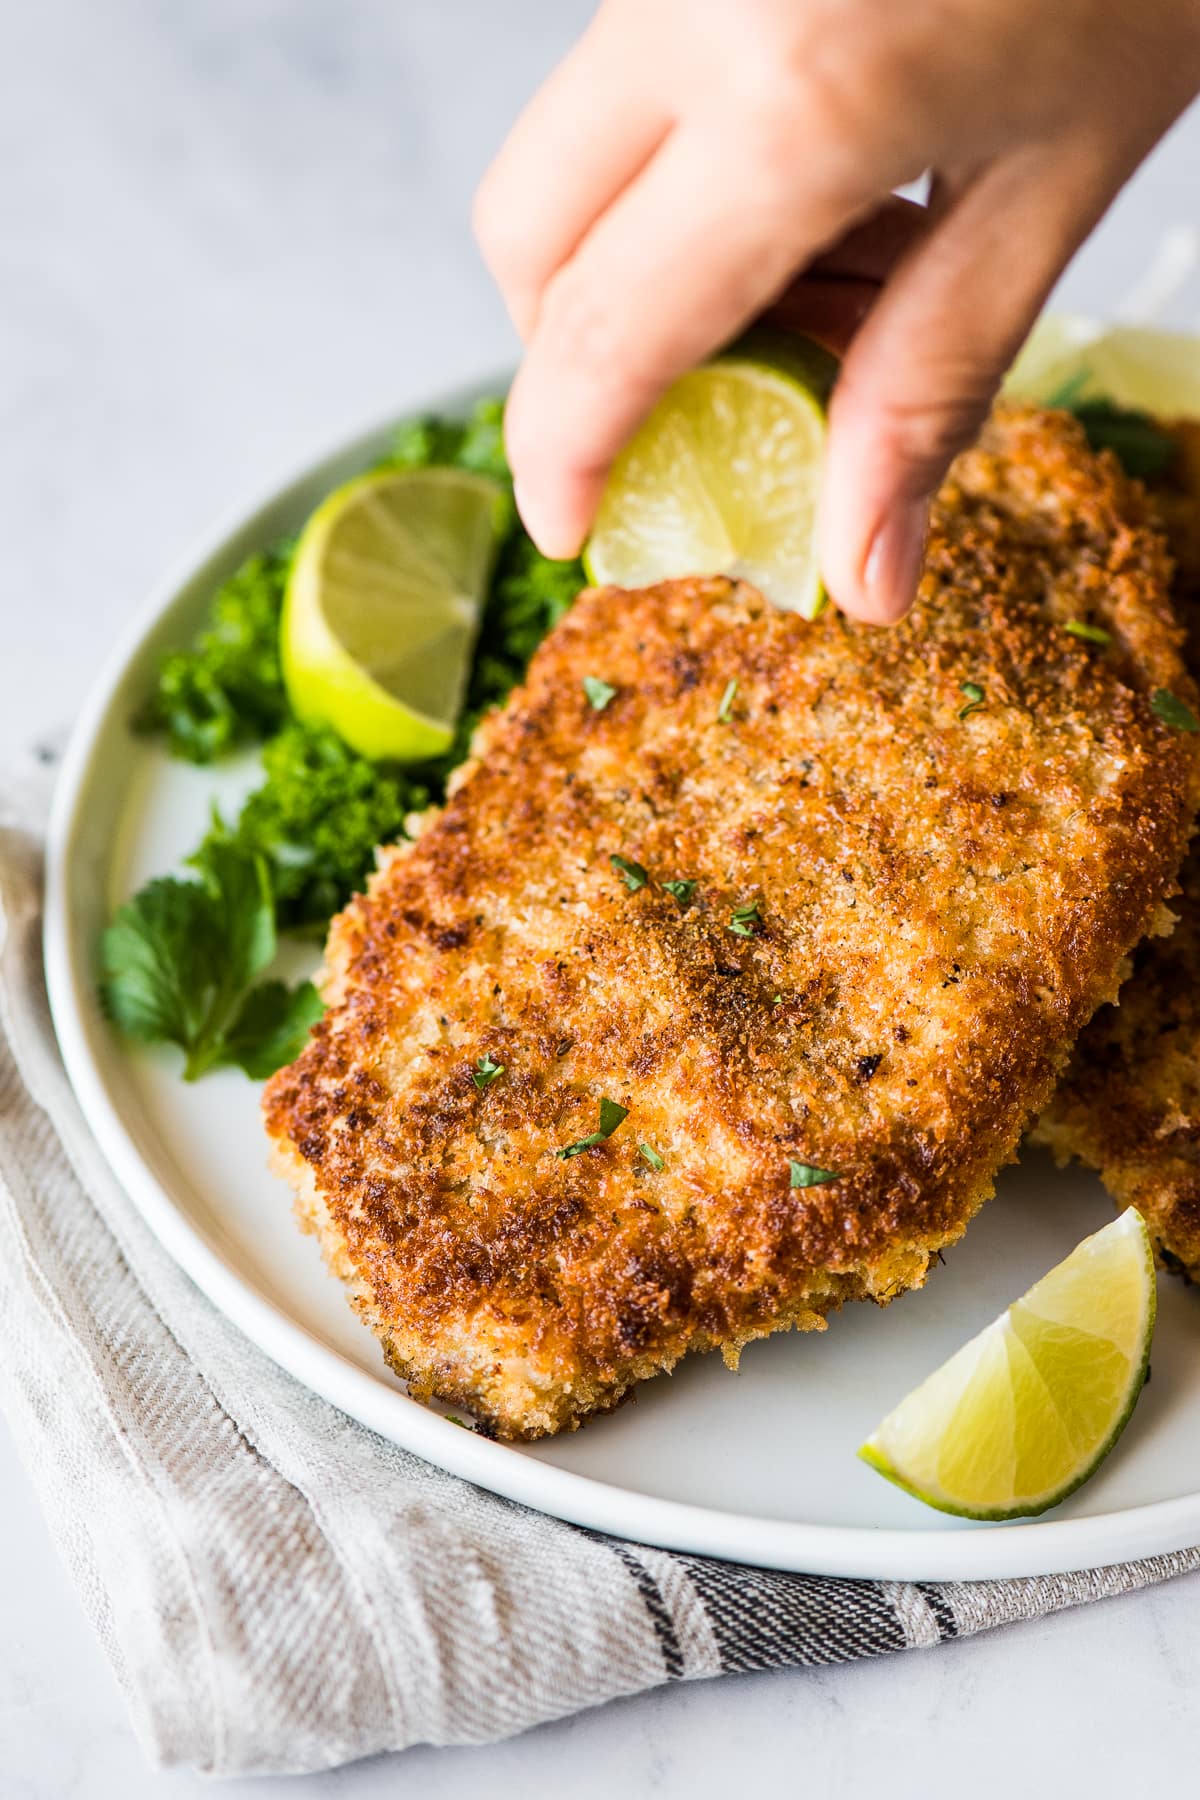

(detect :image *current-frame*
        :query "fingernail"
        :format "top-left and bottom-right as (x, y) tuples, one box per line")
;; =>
(864, 498), (929, 622)
(512, 478), (583, 562)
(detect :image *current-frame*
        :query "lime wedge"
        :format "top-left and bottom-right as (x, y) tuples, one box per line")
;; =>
(859, 1209), (1156, 1520)
(1007, 317), (1200, 420)
(282, 466), (507, 761)
(584, 333), (836, 618)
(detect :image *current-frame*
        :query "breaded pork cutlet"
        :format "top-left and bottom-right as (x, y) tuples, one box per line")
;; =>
(263, 408), (1200, 1440)
(1036, 423), (1200, 1280)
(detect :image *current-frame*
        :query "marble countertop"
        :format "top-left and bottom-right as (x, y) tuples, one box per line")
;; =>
(4, 3), (1199, 1792)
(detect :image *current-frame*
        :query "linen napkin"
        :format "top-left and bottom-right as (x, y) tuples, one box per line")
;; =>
(2, 819), (1199, 1778)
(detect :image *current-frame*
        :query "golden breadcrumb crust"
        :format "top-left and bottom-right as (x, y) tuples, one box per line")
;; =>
(1035, 423), (1200, 1280)
(263, 408), (1200, 1437)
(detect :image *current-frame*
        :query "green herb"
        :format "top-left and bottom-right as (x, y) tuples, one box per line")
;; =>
(1071, 398), (1177, 481)
(135, 545), (293, 762)
(218, 979), (326, 1080)
(662, 878), (698, 909)
(100, 840), (322, 1081)
(958, 681), (986, 720)
(717, 678), (738, 724)
(770, 994), (783, 1005)
(1043, 366), (1093, 410)
(1151, 688), (1200, 732)
(1043, 374), (1178, 480)
(1064, 620), (1113, 646)
(611, 853), (649, 892)
(638, 1142), (665, 1171)
(386, 397), (512, 487)
(442, 532), (583, 771)
(728, 901), (761, 937)
(445, 1415), (468, 1428)
(355, 395), (583, 778)
(472, 1053), (505, 1090)
(557, 1096), (629, 1159)
(789, 1160), (841, 1188)
(116, 395), (593, 1085)
(193, 722), (420, 932)
(583, 676), (617, 712)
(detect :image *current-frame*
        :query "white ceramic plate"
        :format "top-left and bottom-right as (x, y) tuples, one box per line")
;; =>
(44, 378), (1200, 1581)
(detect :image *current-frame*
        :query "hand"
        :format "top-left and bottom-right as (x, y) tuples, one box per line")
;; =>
(475, 0), (1200, 622)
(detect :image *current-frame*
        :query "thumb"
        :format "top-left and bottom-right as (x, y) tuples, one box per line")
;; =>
(818, 146), (1112, 624)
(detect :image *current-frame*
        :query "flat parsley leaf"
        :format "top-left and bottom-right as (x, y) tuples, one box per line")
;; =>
(662, 879), (697, 909)
(611, 853), (649, 892)
(557, 1096), (629, 1159)
(221, 980), (325, 1079)
(789, 1160), (841, 1188)
(728, 900), (761, 937)
(638, 1142), (665, 1171)
(101, 841), (322, 1081)
(1151, 688), (1200, 733)
(958, 681), (986, 721)
(1064, 620), (1112, 646)
(473, 1053), (505, 1090)
(100, 877), (222, 1051)
(583, 676), (617, 712)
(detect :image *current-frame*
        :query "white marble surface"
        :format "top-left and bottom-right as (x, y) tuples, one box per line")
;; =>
(3, 2), (1200, 1791)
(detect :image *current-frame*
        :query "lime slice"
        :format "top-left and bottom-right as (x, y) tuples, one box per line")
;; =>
(1004, 313), (1104, 402)
(584, 332), (836, 618)
(859, 1208), (1156, 1520)
(282, 466), (507, 761)
(1007, 317), (1200, 420)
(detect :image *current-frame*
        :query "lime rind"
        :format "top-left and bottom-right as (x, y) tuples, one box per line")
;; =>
(858, 1208), (1156, 1521)
(584, 339), (833, 619)
(282, 467), (505, 762)
(1006, 316), (1200, 420)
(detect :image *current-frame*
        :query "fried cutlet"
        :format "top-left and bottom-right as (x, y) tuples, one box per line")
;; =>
(263, 408), (1200, 1439)
(1035, 423), (1200, 1280)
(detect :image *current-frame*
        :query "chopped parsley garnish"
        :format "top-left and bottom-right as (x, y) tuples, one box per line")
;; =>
(472, 1053), (505, 1090)
(789, 1160), (841, 1188)
(728, 900), (761, 937)
(583, 675), (617, 712)
(770, 994), (783, 1005)
(611, 853), (649, 892)
(717, 678), (739, 724)
(638, 1142), (665, 1171)
(1064, 620), (1113, 646)
(958, 681), (986, 720)
(557, 1096), (629, 1158)
(1151, 688), (1200, 733)
(662, 878), (698, 909)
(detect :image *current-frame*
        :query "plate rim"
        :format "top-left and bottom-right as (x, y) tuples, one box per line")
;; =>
(43, 374), (1200, 1582)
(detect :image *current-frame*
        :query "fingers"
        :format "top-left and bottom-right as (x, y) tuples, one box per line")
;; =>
(819, 143), (1115, 624)
(764, 197), (931, 355)
(473, 11), (670, 340)
(504, 129), (861, 557)
(764, 278), (883, 358)
(805, 194), (931, 284)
